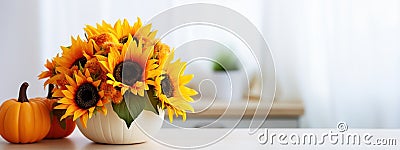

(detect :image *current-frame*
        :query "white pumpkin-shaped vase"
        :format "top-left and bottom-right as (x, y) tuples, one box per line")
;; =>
(76, 103), (164, 144)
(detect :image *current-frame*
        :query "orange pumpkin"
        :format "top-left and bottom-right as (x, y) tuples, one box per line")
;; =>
(0, 82), (51, 143)
(43, 84), (76, 139)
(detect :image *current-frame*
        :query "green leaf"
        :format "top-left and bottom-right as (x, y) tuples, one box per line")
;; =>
(144, 88), (160, 115)
(112, 98), (134, 128)
(124, 92), (146, 123)
(51, 106), (68, 130)
(60, 119), (67, 130)
(78, 62), (84, 71)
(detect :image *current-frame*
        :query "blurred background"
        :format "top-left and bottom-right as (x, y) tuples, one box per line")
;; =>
(1, 0), (400, 128)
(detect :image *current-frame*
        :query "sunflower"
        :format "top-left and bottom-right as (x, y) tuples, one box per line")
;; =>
(84, 20), (114, 39)
(53, 69), (109, 128)
(84, 18), (158, 57)
(97, 35), (157, 97)
(38, 54), (60, 87)
(154, 51), (198, 122)
(111, 18), (143, 44)
(56, 36), (97, 71)
(51, 36), (99, 95)
(130, 21), (158, 47)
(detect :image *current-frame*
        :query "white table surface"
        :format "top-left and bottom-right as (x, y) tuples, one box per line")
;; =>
(0, 128), (265, 150)
(1, 128), (399, 149)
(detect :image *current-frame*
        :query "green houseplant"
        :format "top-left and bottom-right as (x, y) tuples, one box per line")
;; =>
(212, 52), (239, 72)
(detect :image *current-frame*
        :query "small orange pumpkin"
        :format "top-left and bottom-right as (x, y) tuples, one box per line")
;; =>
(43, 84), (76, 139)
(0, 82), (51, 143)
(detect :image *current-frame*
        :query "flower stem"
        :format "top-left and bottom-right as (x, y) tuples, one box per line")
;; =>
(47, 84), (54, 99)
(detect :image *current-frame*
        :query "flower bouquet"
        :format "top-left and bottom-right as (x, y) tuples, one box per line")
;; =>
(38, 18), (198, 144)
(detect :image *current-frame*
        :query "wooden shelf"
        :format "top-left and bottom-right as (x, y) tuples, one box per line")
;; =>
(186, 99), (304, 119)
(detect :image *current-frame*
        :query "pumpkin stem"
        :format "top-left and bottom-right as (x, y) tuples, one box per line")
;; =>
(47, 84), (54, 99)
(18, 82), (29, 103)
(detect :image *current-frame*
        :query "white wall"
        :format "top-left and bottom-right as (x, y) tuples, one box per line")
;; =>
(0, 0), (44, 100)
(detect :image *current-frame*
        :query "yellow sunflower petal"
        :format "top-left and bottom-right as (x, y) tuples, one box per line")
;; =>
(98, 61), (111, 72)
(75, 72), (85, 85)
(96, 99), (104, 107)
(61, 90), (74, 99)
(168, 108), (174, 123)
(54, 104), (69, 109)
(80, 113), (89, 128)
(93, 80), (101, 87)
(65, 74), (77, 88)
(84, 69), (91, 78)
(181, 111), (187, 121)
(180, 74), (194, 85)
(61, 104), (79, 120)
(137, 88), (144, 97)
(101, 105), (107, 115)
(131, 88), (138, 95)
(65, 85), (75, 93)
(121, 86), (129, 95)
(88, 107), (95, 118)
(107, 73), (116, 81)
(73, 109), (87, 121)
(98, 90), (104, 97)
(53, 89), (64, 98)
(58, 97), (74, 104)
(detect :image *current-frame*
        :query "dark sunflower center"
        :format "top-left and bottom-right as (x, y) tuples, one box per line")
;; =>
(114, 61), (143, 86)
(75, 83), (100, 109)
(161, 75), (174, 98)
(119, 36), (129, 44)
(72, 57), (87, 68)
(119, 36), (139, 45)
(132, 37), (139, 46)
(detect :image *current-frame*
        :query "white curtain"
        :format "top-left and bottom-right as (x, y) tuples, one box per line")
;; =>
(262, 0), (400, 128)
